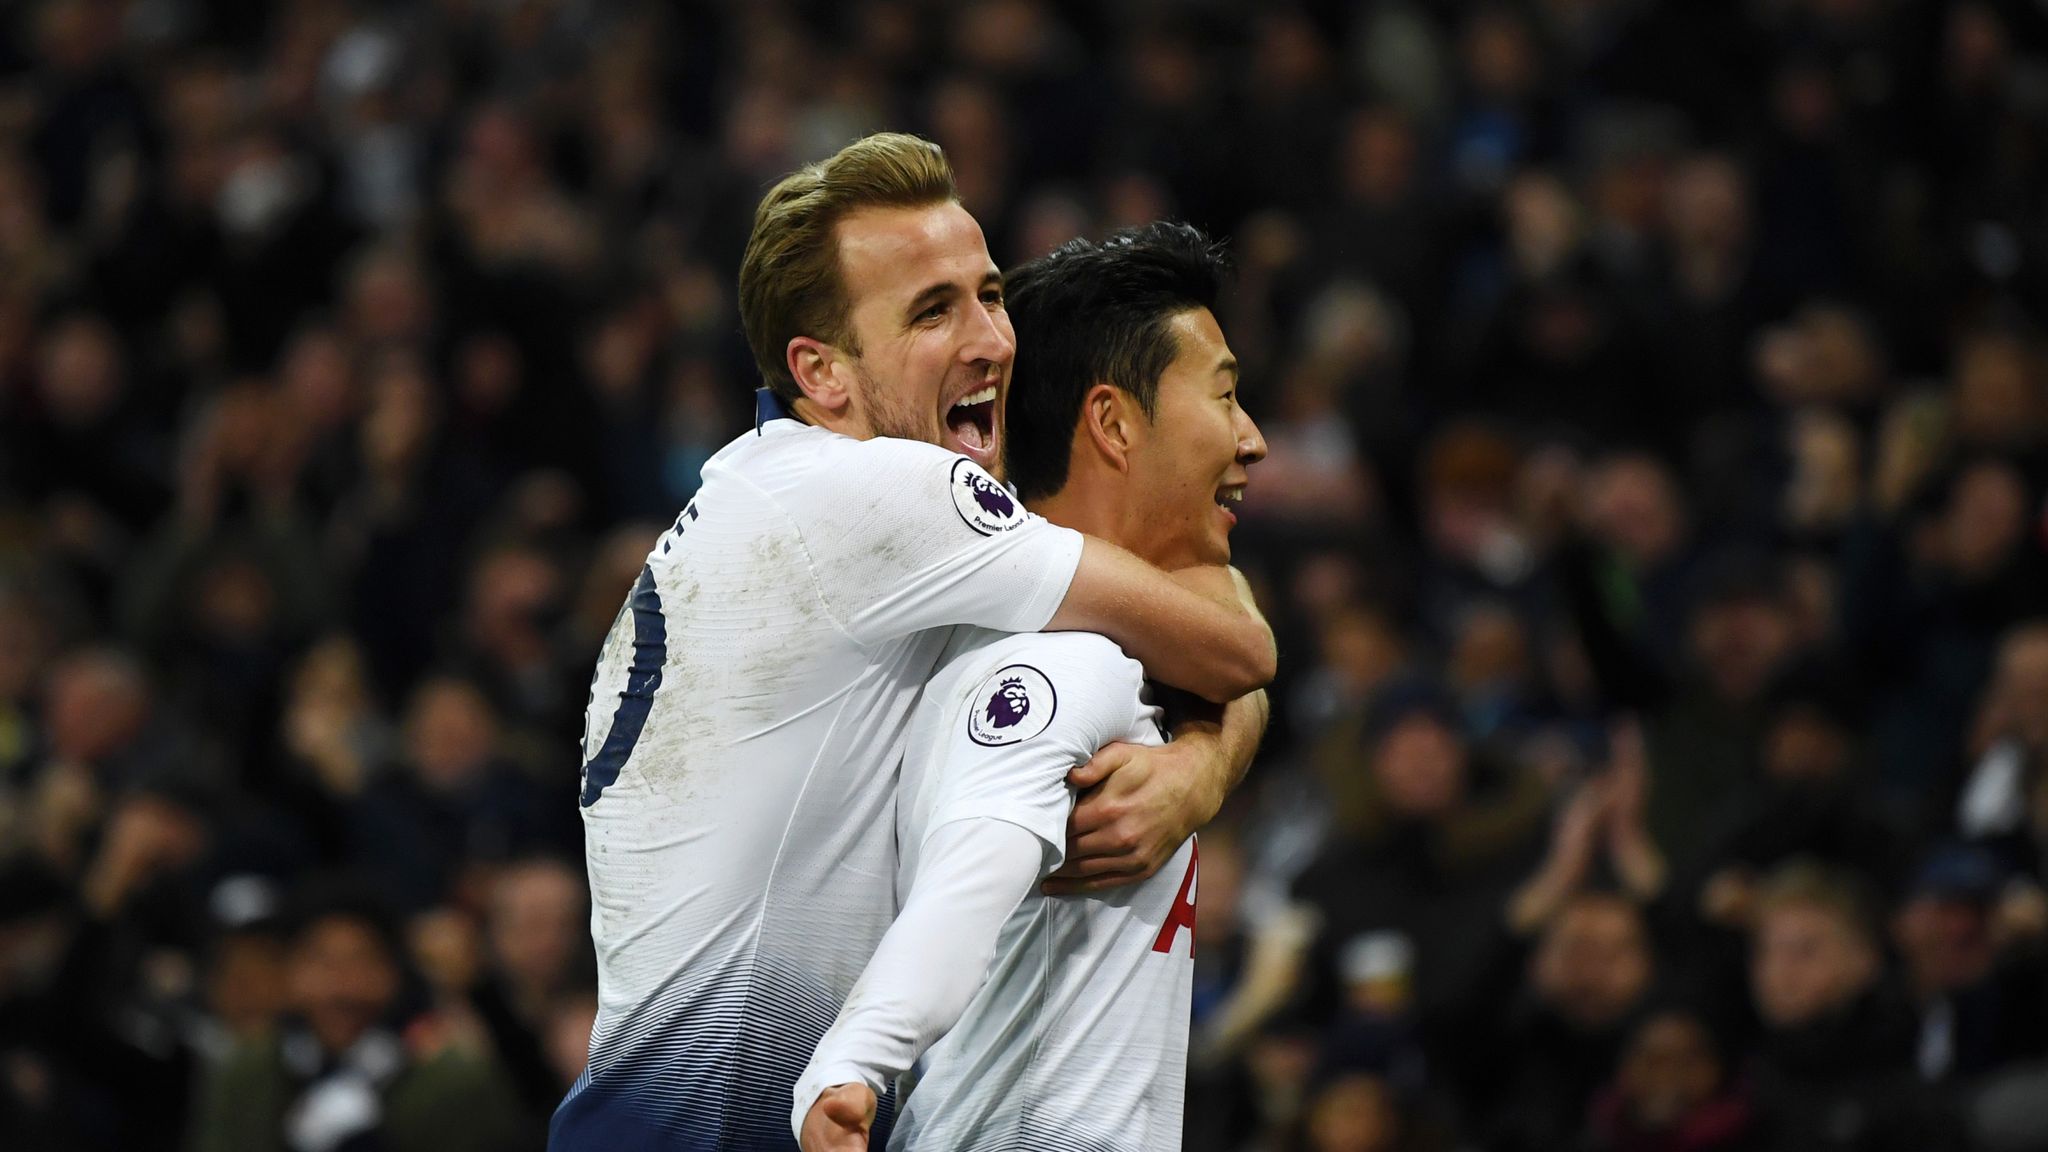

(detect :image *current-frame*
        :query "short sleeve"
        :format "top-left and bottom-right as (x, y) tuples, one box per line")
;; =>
(784, 439), (1084, 646)
(924, 636), (1147, 871)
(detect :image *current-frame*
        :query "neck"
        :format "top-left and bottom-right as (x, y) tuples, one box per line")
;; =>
(1030, 458), (1159, 563)
(790, 396), (870, 438)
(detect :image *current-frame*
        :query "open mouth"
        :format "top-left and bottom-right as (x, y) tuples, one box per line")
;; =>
(945, 385), (999, 462)
(1215, 484), (1245, 523)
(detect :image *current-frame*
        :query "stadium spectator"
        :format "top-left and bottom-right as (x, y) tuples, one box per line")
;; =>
(1288, 1068), (1451, 1152)
(1582, 1006), (1757, 1152)
(1295, 676), (1549, 1041)
(1891, 844), (2048, 1083)
(346, 677), (565, 916)
(1692, 680), (1918, 928)
(1478, 890), (1660, 1152)
(187, 887), (532, 1152)
(1744, 862), (1953, 1152)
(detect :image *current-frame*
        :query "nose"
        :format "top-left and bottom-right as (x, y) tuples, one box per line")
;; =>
(1235, 407), (1268, 466)
(961, 297), (1015, 367)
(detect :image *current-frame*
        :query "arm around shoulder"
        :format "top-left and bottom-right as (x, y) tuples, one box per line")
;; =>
(1046, 538), (1275, 703)
(798, 445), (1088, 644)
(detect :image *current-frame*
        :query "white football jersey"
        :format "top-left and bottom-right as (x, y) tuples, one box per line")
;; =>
(890, 628), (1198, 1152)
(549, 393), (1083, 1151)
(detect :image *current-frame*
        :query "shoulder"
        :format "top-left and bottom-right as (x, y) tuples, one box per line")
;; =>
(770, 425), (963, 477)
(966, 630), (1138, 680)
(758, 433), (1028, 540)
(943, 632), (1142, 748)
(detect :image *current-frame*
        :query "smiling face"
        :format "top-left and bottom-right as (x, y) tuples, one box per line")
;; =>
(832, 201), (1014, 470)
(1122, 308), (1266, 568)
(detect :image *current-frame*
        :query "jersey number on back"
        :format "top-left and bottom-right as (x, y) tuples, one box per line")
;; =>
(580, 504), (697, 806)
(579, 562), (668, 808)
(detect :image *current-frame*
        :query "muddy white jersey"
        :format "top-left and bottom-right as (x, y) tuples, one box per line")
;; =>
(550, 392), (1084, 1152)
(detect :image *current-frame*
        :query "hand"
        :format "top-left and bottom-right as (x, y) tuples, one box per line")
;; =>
(83, 793), (206, 917)
(800, 1083), (876, 1152)
(1045, 740), (1219, 896)
(1603, 719), (1665, 898)
(1508, 779), (1608, 933)
(1604, 720), (1648, 830)
(1699, 868), (1757, 928)
(1552, 777), (1610, 878)
(287, 702), (370, 797)
(29, 760), (103, 871)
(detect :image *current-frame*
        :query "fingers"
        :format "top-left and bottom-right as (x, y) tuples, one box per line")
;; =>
(1050, 851), (1145, 880)
(821, 1084), (874, 1128)
(1048, 842), (1170, 886)
(1068, 742), (1140, 790)
(1043, 866), (1149, 896)
(800, 1084), (874, 1152)
(1065, 792), (1123, 837)
(1064, 824), (1148, 861)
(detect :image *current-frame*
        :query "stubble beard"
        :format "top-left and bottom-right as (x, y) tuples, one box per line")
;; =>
(850, 356), (933, 446)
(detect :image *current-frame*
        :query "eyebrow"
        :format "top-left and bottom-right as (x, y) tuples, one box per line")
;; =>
(902, 269), (1003, 325)
(902, 282), (952, 323)
(1217, 357), (1240, 380)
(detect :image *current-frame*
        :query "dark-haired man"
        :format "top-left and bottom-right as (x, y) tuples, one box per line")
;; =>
(795, 222), (1267, 1151)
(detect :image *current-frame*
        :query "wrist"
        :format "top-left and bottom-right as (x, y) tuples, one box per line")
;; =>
(792, 1065), (875, 1143)
(1186, 738), (1230, 821)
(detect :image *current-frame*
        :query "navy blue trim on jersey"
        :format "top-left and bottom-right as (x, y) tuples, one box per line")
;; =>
(755, 387), (794, 432)
(579, 563), (665, 807)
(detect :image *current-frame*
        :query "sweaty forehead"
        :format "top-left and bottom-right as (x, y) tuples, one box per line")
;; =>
(836, 201), (993, 308)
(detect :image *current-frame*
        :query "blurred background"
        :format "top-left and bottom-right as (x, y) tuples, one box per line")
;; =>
(2, 0), (2048, 1150)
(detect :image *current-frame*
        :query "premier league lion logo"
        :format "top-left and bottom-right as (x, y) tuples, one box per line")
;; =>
(984, 677), (1031, 729)
(950, 458), (1021, 534)
(968, 664), (1058, 746)
(967, 471), (1015, 519)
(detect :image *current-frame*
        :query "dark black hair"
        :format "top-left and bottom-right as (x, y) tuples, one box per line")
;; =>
(1002, 221), (1231, 503)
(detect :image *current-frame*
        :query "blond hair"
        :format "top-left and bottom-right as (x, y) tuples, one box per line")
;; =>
(1754, 859), (1875, 948)
(737, 133), (958, 403)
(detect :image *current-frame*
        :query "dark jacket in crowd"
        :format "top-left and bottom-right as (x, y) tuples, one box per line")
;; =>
(1748, 987), (1960, 1152)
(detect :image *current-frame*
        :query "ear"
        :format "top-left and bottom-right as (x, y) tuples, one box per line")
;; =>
(1079, 383), (1139, 474)
(787, 337), (852, 416)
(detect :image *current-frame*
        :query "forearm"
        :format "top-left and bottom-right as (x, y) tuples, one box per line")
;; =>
(1158, 679), (1269, 808)
(1215, 689), (1269, 794)
(1048, 541), (1276, 702)
(792, 819), (1045, 1139)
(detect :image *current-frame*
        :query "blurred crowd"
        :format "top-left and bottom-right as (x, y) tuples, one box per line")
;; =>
(2, 0), (2048, 1150)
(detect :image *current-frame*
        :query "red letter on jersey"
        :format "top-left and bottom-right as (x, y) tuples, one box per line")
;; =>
(1150, 841), (1198, 956)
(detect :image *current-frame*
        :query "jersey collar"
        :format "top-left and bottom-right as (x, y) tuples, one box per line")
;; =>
(754, 387), (795, 433)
